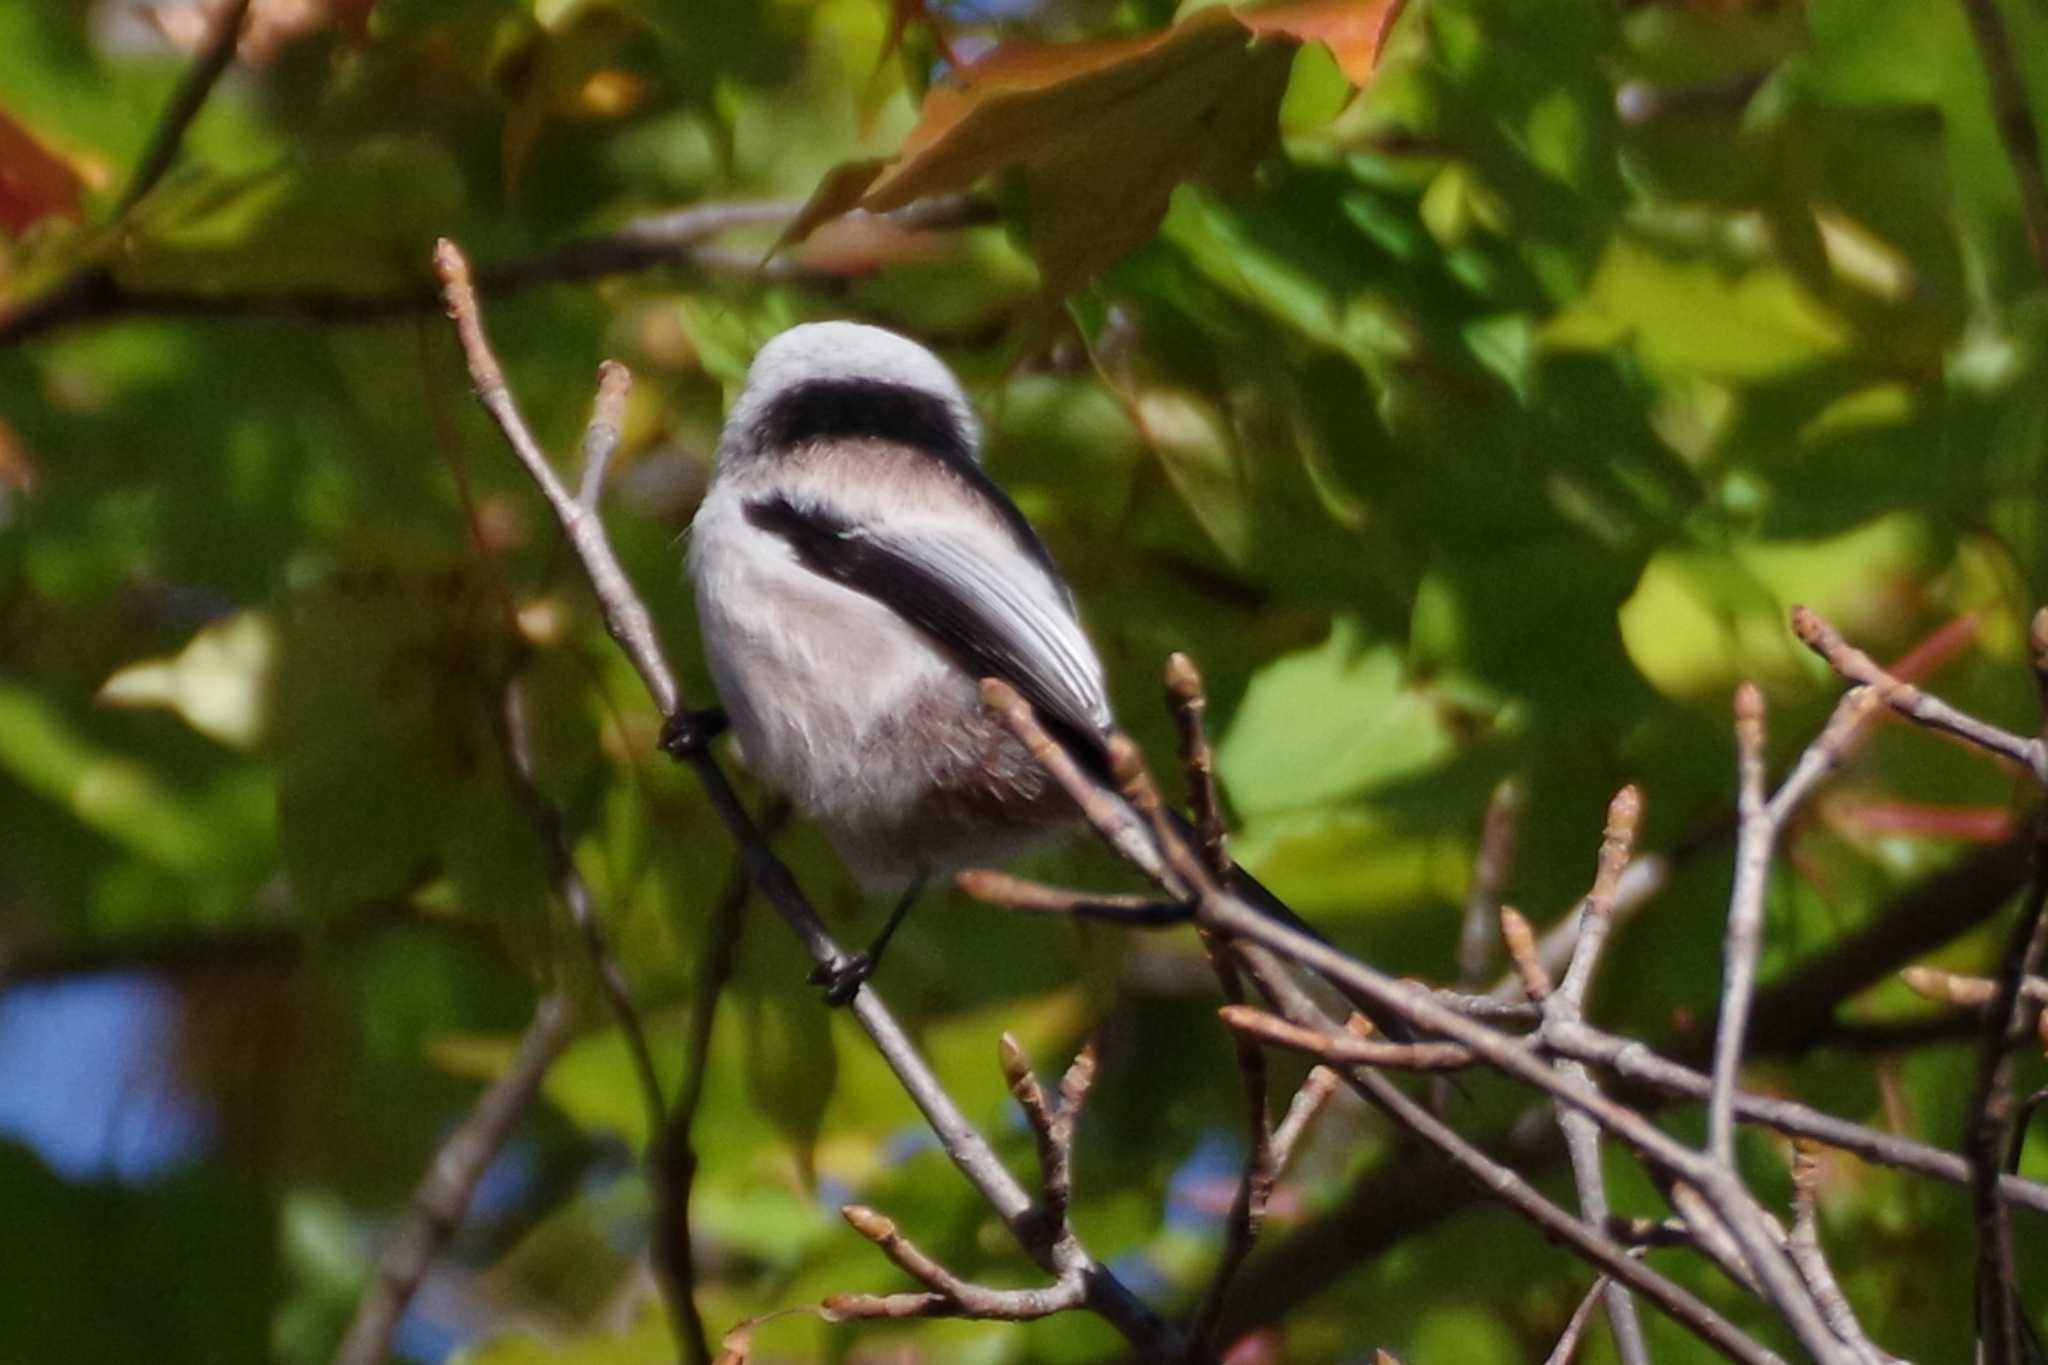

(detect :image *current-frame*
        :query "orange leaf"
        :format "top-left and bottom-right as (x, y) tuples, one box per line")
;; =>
(852, 6), (1296, 299)
(1238, 0), (1409, 87)
(0, 109), (86, 234)
(774, 157), (890, 260)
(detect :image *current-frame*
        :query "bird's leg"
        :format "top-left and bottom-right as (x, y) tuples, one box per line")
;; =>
(658, 706), (729, 759)
(811, 870), (929, 1006)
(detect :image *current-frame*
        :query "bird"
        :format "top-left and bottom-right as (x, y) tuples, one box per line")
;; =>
(679, 319), (1391, 1020)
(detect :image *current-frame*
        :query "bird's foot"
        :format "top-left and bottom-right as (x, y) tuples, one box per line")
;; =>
(808, 952), (873, 1007)
(658, 706), (728, 760)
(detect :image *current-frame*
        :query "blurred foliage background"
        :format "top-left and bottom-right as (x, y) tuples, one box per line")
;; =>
(3, 0), (2048, 1360)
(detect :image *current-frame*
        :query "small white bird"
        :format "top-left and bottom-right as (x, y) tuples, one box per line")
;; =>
(679, 320), (1398, 1026)
(681, 321), (1110, 998)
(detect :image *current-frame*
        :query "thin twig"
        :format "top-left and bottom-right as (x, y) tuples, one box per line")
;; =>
(1541, 1276), (1615, 1365)
(432, 240), (1176, 1359)
(1168, 654), (1280, 1353)
(1269, 1062), (1344, 1172)
(822, 1038), (1105, 1328)
(1711, 682), (1772, 1167)
(1216, 832), (2048, 1341)
(1791, 606), (2048, 782)
(1542, 788), (1652, 1365)
(1219, 1005), (1474, 1071)
(502, 682), (664, 1125)
(1188, 945), (1276, 1353)
(331, 994), (575, 1365)
(1901, 965), (2048, 1009)
(114, 0), (254, 217)
(1956, 0), (2048, 279)
(1500, 904), (1552, 1001)
(2, 195), (995, 349)
(1166, 652), (1229, 876)
(1487, 854), (1669, 1004)
(1790, 1141), (1900, 1364)
(1967, 821), (2048, 1365)
(954, 869), (1189, 925)
(652, 814), (782, 1365)
(576, 360), (631, 511)
(1459, 779), (1524, 987)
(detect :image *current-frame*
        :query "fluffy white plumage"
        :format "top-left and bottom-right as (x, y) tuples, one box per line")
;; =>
(687, 322), (1110, 891)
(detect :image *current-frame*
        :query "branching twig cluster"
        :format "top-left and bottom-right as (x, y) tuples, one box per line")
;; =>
(818, 1037), (1105, 1325)
(957, 608), (2048, 1360)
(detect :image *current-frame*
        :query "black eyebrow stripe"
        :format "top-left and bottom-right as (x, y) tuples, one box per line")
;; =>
(752, 378), (1064, 582)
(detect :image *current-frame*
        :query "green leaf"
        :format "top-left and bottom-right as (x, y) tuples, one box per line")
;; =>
(1542, 235), (1852, 380)
(1216, 616), (1456, 815)
(271, 572), (545, 931)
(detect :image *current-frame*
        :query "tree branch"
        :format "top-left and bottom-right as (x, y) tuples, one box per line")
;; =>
(1956, 0), (2048, 279)
(331, 993), (575, 1365)
(1, 196), (994, 349)
(114, 0), (254, 217)
(1541, 787), (1651, 1365)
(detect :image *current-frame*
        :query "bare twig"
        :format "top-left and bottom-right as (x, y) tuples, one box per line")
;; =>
(1219, 1005), (1475, 1072)
(1711, 683), (1772, 1167)
(1542, 788), (1652, 1365)
(1790, 1142), (1901, 1364)
(1189, 949), (1275, 1352)
(1458, 779), (1524, 987)
(1488, 854), (1670, 1004)
(1166, 653), (1229, 877)
(652, 816), (782, 1365)
(576, 360), (631, 511)
(1967, 822), (2048, 1365)
(994, 687), (1867, 1362)
(827, 1206), (1083, 1321)
(1901, 965), (2048, 1009)
(114, 0), (253, 217)
(431, 239), (1174, 1358)
(1500, 904), (1552, 1000)
(1956, 0), (2048, 278)
(1218, 832), (2048, 1341)
(2, 195), (995, 349)
(822, 1039), (1106, 1328)
(1791, 606), (2048, 782)
(332, 994), (575, 1365)
(1269, 1061), (1344, 1172)
(502, 682), (664, 1126)
(955, 869), (1189, 926)
(1542, 1276), (1615, 1365)
(1167, 655), (1282, 1353)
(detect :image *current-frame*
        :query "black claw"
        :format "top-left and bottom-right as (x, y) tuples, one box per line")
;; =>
(659, 706), (728, 760)
(808, 952), (873, 1007)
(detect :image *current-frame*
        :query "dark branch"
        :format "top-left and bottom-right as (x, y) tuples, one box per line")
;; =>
(331, 994), (575, 1365)
(114, 0), (254, 217)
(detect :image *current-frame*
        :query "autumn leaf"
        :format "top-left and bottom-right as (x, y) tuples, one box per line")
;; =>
(1239, 0), (1409, 87)
(0, 108), (88, 233)
(844, 6), (1298, 300)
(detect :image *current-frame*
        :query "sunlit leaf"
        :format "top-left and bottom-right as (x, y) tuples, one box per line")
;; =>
(1216, 617), (1456, 815)
(98, 611), (277, 751)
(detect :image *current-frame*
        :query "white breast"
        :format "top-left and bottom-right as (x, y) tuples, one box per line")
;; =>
(687, 477), (965, 877)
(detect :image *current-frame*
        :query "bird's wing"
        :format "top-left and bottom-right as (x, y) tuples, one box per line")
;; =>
(742, 493), (1112, 760)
